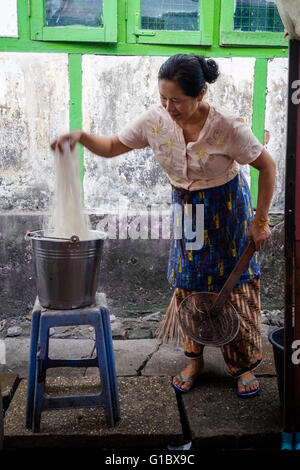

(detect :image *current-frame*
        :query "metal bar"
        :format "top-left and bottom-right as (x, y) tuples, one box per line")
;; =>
(283, 39), (298, 434)
(295, 243), (300, 429)
(294, 39), (300, 430)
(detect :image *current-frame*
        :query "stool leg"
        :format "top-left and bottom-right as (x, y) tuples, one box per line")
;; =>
(101, 308), (120, 422)
(94, 313), (115, 426)
(25, 310), (40, 430)
(32, 317), (49, 432)
(32, 360), (44, 433)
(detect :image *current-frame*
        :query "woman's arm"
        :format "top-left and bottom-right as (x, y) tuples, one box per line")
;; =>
(247, 148), (276, 251)
(51, 130), (132, 157)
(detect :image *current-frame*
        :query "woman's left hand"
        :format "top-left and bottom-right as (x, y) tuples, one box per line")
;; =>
(247, 223), (271, 251)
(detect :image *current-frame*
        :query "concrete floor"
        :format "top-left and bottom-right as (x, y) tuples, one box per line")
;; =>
(1, 336), (283, 451)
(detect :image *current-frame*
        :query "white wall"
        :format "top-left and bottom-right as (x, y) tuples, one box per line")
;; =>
(0, 0), (18, 38)
(265, 58), (288, 211)
(82, 56), (255, 212)
(0, 53), (286, 213)
(0, 52), (69, 210)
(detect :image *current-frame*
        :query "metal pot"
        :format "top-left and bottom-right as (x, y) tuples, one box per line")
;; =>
(26, 230), (106, 309)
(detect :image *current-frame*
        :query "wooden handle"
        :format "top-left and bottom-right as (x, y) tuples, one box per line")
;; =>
(210, 240), (256, 314)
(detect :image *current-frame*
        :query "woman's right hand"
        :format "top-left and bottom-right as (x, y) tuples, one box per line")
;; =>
(50, 130), (83, 154)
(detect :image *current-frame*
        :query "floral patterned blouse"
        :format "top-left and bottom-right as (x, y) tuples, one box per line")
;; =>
(118, 103), (264, 190)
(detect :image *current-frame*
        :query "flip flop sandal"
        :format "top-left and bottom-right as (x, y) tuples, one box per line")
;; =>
(171, 372), (197, 393)
(237, 377), (260, 398)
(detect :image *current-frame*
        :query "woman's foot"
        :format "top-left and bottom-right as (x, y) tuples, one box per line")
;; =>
(172, 356), (204, 392)
(237, 371), (260, 397)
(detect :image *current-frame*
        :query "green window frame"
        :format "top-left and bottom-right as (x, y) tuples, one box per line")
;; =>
(30, 0), (117, 42)
(220, 0), (288, 47)
(126, 0), (214, 46)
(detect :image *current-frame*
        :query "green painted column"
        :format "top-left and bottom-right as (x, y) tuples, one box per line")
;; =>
(68, 53), (84, 183)
(251, 58), (268, 207)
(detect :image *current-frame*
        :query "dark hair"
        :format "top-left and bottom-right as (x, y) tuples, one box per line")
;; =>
(158, 54), (219, 98)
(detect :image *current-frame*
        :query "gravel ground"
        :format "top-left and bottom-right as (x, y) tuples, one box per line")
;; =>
(0, 308), (283, 341)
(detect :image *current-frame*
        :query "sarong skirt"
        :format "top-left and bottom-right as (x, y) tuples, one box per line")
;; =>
(167, 171), (260, 292)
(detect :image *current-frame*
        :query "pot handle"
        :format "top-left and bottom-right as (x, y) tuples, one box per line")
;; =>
(24, 230), (33, 241)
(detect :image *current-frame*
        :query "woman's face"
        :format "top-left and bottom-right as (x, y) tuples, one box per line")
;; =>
(158, 79), (203, 123)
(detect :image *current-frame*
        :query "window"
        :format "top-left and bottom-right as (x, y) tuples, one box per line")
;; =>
(220, 0), (287, 46)
(127, 0), (214, 46)
(30, 0), (117, 42)
(141, 0), (199, 31)
(45, 0), (104, 28)
(233, 0), (284, 33)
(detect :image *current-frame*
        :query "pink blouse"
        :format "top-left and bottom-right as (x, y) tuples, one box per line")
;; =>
(118, 104), (263, 190)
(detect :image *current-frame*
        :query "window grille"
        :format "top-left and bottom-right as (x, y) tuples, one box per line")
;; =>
(141, 0), (199, 31)
(45, 0), (104, 28)
(233, 0), (284, 33)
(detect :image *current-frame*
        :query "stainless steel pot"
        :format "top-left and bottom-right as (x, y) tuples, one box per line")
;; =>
(26, 230), (106, 309)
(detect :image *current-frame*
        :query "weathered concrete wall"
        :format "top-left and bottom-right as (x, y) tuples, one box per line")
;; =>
(82, 55), (170, 212)
(0, 52), (69, 210)
(0, 213), (172, 318)
(83, 56), (255, 211)
(0, 213), (41, 317)
(265, 58), (288, 211)
(0, 53), (288, 316)
(0, 0), (18, 38)
(0, 212), (284, 319)
(0, 54), (286, 212)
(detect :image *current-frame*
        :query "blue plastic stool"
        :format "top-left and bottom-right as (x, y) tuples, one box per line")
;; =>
(25, 298), (120, 432)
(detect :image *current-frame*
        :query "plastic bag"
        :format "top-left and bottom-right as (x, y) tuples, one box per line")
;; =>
(269, 0), (300, 39)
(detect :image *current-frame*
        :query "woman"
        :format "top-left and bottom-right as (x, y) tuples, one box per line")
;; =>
(51, 54), (276, 397)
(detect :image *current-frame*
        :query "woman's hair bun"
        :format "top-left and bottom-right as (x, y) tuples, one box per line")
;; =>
(196, 56), (219, 84)
(158, 54), (219, 98)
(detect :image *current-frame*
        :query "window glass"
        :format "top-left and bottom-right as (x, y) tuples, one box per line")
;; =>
(141, 0), (199, 31)
(233, 0), (284, 32)
(45, 0), (104, 27)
